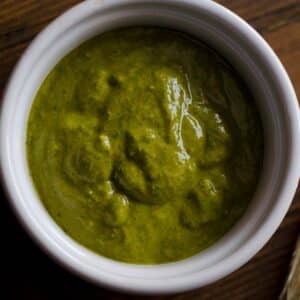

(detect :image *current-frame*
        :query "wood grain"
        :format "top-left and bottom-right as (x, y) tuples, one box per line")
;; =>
(1, 1), (299, 299)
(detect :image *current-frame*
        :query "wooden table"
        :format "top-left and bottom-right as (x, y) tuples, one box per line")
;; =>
(1, 1), (299, 299)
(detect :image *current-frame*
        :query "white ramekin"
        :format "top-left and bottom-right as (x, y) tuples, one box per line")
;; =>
(1, 0), (299, 295)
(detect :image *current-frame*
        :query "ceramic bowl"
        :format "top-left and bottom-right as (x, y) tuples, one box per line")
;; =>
(1, 0), (299, 295)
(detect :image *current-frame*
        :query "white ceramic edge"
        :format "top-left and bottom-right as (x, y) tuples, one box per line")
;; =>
(1, 0), (299, 295)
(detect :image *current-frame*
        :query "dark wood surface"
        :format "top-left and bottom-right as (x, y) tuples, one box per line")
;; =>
(1, 1), (299, 299)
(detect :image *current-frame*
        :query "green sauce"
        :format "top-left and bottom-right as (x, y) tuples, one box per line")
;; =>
(27, 28), (263, 264)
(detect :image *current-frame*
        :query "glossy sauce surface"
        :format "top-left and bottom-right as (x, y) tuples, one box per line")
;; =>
(27, 28), (263, 264)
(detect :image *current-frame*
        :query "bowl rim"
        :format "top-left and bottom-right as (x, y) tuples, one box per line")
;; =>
(1, 0), (299, 295)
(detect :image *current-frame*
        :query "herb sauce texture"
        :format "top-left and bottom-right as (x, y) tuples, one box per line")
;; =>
(27, 28), (263, 264)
